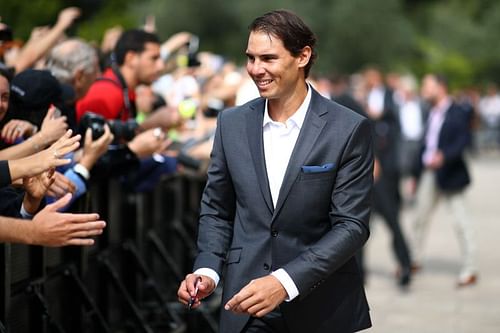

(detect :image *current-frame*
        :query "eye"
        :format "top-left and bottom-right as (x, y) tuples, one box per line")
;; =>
(262, 55), (277, 62)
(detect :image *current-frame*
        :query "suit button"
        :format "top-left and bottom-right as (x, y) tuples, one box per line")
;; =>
(271, 229), (278, 237)
(263, 263), (270, 271)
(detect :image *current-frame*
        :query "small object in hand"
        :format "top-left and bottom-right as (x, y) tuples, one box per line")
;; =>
(188, 276), (202, 310)
(153, 127), (163, 139)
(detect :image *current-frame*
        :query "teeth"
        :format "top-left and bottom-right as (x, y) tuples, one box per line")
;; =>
(257, 79), (272, 86)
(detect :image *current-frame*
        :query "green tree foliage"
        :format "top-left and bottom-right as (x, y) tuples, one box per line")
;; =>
(3, 0), (500, 87)
(0, 0), (63, 39)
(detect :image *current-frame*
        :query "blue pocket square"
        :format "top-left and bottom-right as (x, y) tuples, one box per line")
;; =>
(301, 163), (334, 173)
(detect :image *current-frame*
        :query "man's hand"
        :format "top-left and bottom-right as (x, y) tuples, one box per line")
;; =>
(79, 125), (114, 170)
(23, 169), (56, 215)
(46, 171), (76, 199)
(428, 151), (445, 170)
(39, 106), (68, 146)
(127, 127), (171, 159)
(177, 274), (215, 310)
(224, 275), (288, 318)
(29, 193), (106, 246)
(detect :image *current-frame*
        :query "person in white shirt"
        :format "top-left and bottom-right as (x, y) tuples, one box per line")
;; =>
(177, 10), (373, 333)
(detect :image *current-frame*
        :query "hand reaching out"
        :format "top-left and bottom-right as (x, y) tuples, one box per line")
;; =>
(127, 128), (171, 159)
(8, 129), (81, 182)
(29, 193), (106, 247)
(79, 125), (114, 170)
(1, 119), (36, 143)
(24, 168), (55, 201)
(39, 106), (68, 146)
(46, 171), (76, 199)
(55, 7), (81, 31)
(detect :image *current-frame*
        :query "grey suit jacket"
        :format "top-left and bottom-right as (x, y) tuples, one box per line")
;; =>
(194, 88), (373, 333)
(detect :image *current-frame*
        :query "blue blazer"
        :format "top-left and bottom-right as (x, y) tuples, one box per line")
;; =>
(417, 102), (471, 192)
(194, 88), (373, 333)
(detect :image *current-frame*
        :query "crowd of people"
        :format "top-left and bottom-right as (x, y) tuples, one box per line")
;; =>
(0, 5), (496, 327)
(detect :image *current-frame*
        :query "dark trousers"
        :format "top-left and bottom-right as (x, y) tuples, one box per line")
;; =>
(357, 173), (411, 280)
(241, 309), (289, 333)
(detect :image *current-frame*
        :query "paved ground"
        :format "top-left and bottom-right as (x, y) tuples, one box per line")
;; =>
(364, 152), (500, 333)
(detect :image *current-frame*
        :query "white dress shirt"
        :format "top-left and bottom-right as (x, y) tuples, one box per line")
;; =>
(195, 86), (312, 302)
(367, 86), (385, 116)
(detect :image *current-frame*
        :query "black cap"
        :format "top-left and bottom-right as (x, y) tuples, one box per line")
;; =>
(10, 69), (62, 113)
(8, 69), (62, 127)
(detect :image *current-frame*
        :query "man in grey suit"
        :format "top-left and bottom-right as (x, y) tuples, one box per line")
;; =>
(178, 10), (373, 333)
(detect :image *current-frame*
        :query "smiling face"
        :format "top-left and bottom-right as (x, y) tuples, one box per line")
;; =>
(245, 30), (311, 103)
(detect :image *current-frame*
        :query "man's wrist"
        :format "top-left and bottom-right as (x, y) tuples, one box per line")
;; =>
(271, 268), (300, 301)
(193, 268), (220, 287)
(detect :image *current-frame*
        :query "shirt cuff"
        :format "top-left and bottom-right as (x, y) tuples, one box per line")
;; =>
(20, 203), (34, 219)
(193, 268), (220, 287)
(160, 47), (171, 62)
(271, 268), (299, 301)
(73, 163), (90, 180)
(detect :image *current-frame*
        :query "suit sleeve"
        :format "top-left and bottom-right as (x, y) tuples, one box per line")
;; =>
(0, 160), (11, 188)
(441, 106), (470, 164)
(192, 111), (236, 276)
(283, 118), (373, 297)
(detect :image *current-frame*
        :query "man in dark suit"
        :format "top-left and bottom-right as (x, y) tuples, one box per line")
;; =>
(361, 67), (412, 287)
(411, 73), (477, 287)
(178, 10), (373, 333)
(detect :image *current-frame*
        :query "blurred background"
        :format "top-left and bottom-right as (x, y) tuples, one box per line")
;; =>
(2, 0), (500, 88)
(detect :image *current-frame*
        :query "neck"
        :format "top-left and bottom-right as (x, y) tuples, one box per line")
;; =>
(268, 80), (308, 123)
(434, 94), (449, 107)
(118, 65), (137, 90)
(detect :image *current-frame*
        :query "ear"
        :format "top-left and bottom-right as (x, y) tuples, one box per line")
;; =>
(297, 46), (312, 70)
(73, 68), (84, 86)
(124, 51), (139, 67)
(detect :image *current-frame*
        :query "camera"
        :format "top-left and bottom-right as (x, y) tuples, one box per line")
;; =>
(79, 112), (138, 141)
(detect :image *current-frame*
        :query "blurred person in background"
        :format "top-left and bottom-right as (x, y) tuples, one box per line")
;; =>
(1, 7), (81, 74)
(1, 69), (105, 243)
(411, 73), (477, 287)
(46, 38), (101, 130)
(396, 75), (425, 203)
(330, 73), (365, 116)
(361, 67), (412, 287)
(0, 69), (76, 199)
(478, 82), (500, 150)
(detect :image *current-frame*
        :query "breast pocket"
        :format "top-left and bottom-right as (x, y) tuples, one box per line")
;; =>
(298, 170), (335, 181)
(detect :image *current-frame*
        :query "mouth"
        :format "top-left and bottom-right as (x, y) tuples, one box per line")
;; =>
(255, 79), (273, 89)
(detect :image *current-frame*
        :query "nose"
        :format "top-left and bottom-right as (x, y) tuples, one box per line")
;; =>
(247, 59), (265, 77)
(156, 58), (165, 72)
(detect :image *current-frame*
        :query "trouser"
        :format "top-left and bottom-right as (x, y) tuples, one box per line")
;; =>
(412, 170), (477, 277)
(356, 173), (411, 281)
(373, 174), (412, 270)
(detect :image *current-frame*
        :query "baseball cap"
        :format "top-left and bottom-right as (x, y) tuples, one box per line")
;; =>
(8, 69), (62, 127)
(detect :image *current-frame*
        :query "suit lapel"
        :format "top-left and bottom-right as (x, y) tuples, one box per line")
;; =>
(246, 99), (274, 214)
(272, 90), (328, 221)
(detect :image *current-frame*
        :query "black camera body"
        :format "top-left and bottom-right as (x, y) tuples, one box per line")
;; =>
(79, 112), (138, 141)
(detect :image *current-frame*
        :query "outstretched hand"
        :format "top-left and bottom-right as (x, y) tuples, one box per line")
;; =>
(30, 193), (106, 247)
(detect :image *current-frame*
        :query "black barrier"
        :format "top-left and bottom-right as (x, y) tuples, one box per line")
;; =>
(0, 172), (219, 333)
